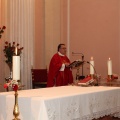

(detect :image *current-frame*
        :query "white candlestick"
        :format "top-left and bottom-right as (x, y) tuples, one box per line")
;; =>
(90, 57), (94, 74)
(107, 58), (112, 75)
(13, 56), (20, 80)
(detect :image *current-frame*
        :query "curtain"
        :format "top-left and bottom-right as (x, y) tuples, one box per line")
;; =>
(0, 0), (34, 91)
(0, 0), (7, 91)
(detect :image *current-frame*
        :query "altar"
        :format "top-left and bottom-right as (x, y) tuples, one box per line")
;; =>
(0, 86), (120, 120)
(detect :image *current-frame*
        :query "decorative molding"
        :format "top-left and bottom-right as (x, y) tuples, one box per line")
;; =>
(67, 0), (70, 58)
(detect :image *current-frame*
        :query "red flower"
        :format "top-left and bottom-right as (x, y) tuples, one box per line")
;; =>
(17, 43), (19, 46)
(2, 26), (6, 29)
(5, 41), (8, 44)
(0, 26), (6, 39)
(12, 84), (18, 91)
(4, 84), (8, 88)
(5, 46), (8, 49)
(21, 47), (24, 50)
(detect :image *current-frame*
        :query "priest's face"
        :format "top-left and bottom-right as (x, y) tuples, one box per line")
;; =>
(59, 45), (66, 55)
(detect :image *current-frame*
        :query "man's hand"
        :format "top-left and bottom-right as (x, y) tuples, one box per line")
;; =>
(65, 63), (70, 67)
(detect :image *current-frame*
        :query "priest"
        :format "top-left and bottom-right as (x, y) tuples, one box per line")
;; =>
(47, 44), (73, 87)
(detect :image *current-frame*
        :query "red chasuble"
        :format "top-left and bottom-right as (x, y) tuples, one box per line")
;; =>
(47, 53), (73, 87)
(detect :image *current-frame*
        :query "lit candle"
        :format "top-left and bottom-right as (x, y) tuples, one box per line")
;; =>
(13, 47), (20, 80)
(90, 57), (94, 74)
(15, 47), (18, 55)
(107, 58), (112, 75)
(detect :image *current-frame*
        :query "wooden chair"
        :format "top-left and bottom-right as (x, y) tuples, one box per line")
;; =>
(31, 69), (48, 89)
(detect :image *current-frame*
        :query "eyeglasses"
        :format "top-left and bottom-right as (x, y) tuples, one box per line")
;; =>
(60, 48), (66, 50)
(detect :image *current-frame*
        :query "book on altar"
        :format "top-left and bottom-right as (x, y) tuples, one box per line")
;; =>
(68, 60), (84, 68)
(78, 76), (94, 85)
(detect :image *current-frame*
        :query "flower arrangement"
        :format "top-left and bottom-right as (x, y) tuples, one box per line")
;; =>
(4, 79), (25, 91)
(0, 26), (6, 39)
(3, 41), (24, 64)
(4, 80), (18, 91)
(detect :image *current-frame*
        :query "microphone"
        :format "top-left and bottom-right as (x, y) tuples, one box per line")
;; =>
(86, 61), (99, 86)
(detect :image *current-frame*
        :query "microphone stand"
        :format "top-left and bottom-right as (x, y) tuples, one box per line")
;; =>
(72, 52), (85, 80)
(80, 55), (85, 80)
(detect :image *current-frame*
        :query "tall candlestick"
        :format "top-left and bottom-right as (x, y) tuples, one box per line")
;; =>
(90, 57), (94, 74)
(13, 55), (20, 80)
(107, 58), (112, 75)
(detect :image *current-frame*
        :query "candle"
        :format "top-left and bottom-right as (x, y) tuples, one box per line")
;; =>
(15, 47), (18, 55)
(12, 55), (20, 80)
(107, 58), (112, 75)
(90, 57), (94, 74)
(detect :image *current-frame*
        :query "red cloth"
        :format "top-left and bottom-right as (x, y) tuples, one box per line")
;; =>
(47, 53), (73, 87)
(78, 76), (91, 83)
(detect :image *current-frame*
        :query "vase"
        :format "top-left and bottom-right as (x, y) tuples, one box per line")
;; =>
(7, 63), (12, 79)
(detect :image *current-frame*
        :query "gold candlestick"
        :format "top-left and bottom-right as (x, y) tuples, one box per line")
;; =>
(13, 90), (20, 120)
(108, 75), (113, 79)
(90, 74), (94, 79)
(107, 75), (113, 86)
(90, 74), (99, 86)
(90, 74), (95, 86)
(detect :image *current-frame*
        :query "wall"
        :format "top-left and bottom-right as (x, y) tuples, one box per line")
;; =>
(35, 0), (62, 69)
(45, 0), (61, 69)
(35, 0), (120, 78)
(34, 0), (45, 69)
(69, 0), (120, 77)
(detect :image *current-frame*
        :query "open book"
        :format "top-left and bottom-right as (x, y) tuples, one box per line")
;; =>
(68, 60), (84, 68)
(78, 76), (94, 86)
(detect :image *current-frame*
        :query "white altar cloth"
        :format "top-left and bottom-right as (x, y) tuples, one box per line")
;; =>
(0, 86), (120, 120)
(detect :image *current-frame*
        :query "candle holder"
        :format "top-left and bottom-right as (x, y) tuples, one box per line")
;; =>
(90, 74), (95, 86)
(107, 75), (113, 86)
(90, 74), (94, 79)
(90, 74), (100, 86)
(107, 75), (113, 81)
(13, 90), (20, 120)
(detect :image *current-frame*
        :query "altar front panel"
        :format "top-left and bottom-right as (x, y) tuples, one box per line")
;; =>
(0, 86), (120, 120)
